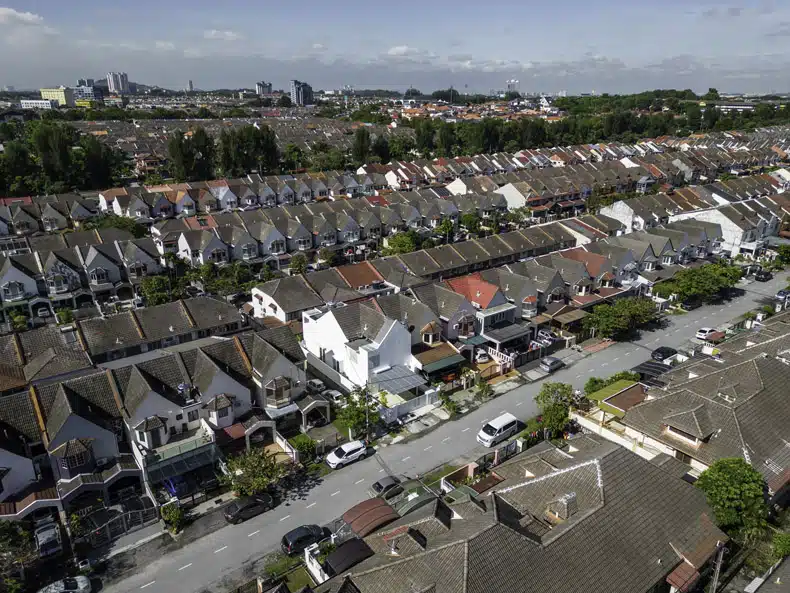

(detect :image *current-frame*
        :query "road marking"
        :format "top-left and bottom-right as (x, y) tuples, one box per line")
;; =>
(613, 358), (619, 362)
(378, 468), (385, 473)
(424, 446), (432, 451)
(178, 563), (192, 571)
(141, 582), (156, 589)
(402, 456), (411, 462)
(279, 515), (291, 522)
(214, 546), (228, 554)
(601, 363), (609, 367)
(682, 324), (690, 328)
(481, 419), (489, 424)
(719, 308), (725, 312)
(331, 491), (341, 496)
(462, 427), (470, 432)
(515, 402), (523, 407)
(499, 410), (506, 415)
(442, 437), (451, 442)
(355, 478), (365, 484)
(247, 530), (259, 538)
(701, 316), (708, 320)
(306, 502), (316, 509)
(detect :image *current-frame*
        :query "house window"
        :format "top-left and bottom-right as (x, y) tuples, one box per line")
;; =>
(270, 240), (285, 254)
(42, 217), (58, 231)
(218, 407), (229, 418)
(66, 450), (89, 469)
(369, 354), (380, 368)
(297, 239), (311, 251)
(323, 234), (335, 245)
(132, 263), (147, 278)
(265, 378), (291, 408)
(675, 450), (692, 464)
(210, 249), (227, 263)
(2, 281), (25, 300)
(241, 243), (257, 260)
(90, 268), (108, 285)
(458, 316), (475, 336)
(175, 414), (183, 421)
(187, 409), (199, 422)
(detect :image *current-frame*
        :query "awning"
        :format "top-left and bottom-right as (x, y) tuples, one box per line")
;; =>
(368, 365), (426, 394)
(482, 323), (532, 344)
(554, 310), (589, 325)
(460, 335), (488, 346)
(422, 354), (467, 374)
(342, 498), (400, 538)
(264, 402), (299, 419)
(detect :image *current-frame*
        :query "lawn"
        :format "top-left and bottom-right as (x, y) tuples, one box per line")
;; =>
(285, 566), (315, 592)
(421, 463), (460, 487)
(263, 552), (300, 579)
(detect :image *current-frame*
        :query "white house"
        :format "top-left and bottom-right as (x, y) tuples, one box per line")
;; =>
(177, 230), (229, 266)
(251, 275), (325, 323)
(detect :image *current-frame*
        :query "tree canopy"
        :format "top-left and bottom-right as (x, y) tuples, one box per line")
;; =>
(224, 448), (289, 496)
(289, 253), (308, 275)
(696, 458), (768, 545)
(337, 388), (380, 439)
(383, 230), (419, 255)
(652, 263), (742, 302)
(583, 297), (657, 339)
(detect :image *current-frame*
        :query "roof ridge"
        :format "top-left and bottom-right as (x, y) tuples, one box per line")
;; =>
(180, 299), (196, 328)
(29, 385), (49, 445)
(129, 310), (146, 339)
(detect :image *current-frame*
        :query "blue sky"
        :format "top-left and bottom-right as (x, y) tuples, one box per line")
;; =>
(2, 1), (790, 93)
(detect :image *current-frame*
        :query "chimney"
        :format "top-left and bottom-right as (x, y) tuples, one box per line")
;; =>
(548, 492), (578, 520)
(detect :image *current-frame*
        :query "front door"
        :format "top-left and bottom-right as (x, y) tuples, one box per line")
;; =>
(150, 429), (162, 448)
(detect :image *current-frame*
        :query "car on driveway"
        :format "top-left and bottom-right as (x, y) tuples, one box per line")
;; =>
(325, 440), (368, 469)
(474, 349), (490, 363)
(38, 576), (91, 593)
(368, 476), (404, 500)
(224, 493), (275, 524)
(776, 290), (789, 301)
(755, 270), (772, 282)
(281, 524), (325, 556)
(695, 328), (717, 341)
(306, 379), (326, 394)
(322, 389), (345, 407)
(651, 346), (678, 361)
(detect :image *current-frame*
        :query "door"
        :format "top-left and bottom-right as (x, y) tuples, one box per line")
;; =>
(150, 429), (162, 448)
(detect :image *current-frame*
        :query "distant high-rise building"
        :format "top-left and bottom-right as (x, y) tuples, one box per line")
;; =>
(188, 80), (194, 92)
(73, 86), (98, 101)
(78, 79), (87, 87)
(40, 87), (76, 107)
(3, 86), (14, 92)
(255, 81), (272, 96)
(289, 80), (313, 106)
(107, 72), (130, 94)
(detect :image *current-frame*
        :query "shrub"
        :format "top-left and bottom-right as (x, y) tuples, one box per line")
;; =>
(291, 434), (317, 463)
(160, 503), (185, 533)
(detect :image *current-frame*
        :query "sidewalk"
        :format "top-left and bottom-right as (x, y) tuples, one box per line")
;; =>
(519, 347), (590, 382)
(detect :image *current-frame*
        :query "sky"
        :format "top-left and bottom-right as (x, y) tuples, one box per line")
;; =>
(2, 0), (790, 94)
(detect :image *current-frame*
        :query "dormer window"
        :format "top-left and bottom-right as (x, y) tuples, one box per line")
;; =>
(48, 274), (68, 293)
(90, 268), (108, 285)
(42, 217), (59, 231)
(131, 263), (147, 278)
(297, 238), (311, 251)
(270, 240), (286, 255)
(2, 281), (26, 300)
(265, 377), (292, 408)
(241, 243), (258, 260)
(66, 449), (90, 469)
(209, 248), (227, 263)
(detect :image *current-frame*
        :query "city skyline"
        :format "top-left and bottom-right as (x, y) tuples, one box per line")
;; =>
(2, 1), (790, 94)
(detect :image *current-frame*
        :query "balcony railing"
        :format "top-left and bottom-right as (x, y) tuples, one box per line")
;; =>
(145, 430), (215, 465)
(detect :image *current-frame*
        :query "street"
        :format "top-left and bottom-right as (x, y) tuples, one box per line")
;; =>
(101, 275), (786, 593)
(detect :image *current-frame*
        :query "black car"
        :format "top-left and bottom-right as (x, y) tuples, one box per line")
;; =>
(755, 270), (772, 282)
(223, 494), (274, 524)
(281, 524), (325, 556)
(680, 300), (701, 311)
(651, 346), (678, 361)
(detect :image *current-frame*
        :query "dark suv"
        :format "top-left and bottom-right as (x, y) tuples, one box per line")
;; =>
(223, 494), (274, 524)
(281, 524), (325, 556)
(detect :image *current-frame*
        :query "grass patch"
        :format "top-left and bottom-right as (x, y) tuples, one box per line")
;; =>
(421, 463), (460, 486)
(306, 461), (333, 477)
(263, 552), (301, 578)
(332, 418), (351, 439)
(666, 307), (687, 315)
(284, 566), (314, 592)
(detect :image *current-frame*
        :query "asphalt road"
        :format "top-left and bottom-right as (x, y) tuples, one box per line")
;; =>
(102, 275), (786, 593)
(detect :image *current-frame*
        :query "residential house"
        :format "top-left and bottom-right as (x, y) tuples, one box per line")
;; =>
(251, 275), (325, 323)
(177, 230), (229, 266)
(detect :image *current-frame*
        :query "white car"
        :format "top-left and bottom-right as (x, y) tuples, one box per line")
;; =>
(695, 328), (716, 341)
(474, 349), (490, 363)
(306, 379), (326, 394)
(325, 440), (368, 469)
(322, 389), (345, 407)
(38, 576), (91, 593)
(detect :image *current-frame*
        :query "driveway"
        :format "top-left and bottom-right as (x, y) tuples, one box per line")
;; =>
(100, 274), (786, 593)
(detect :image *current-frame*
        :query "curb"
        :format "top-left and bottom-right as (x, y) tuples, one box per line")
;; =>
(104, 530), (169, 560)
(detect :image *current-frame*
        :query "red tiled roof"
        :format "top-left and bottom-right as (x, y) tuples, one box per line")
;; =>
(336, 261), (384, 289)
(444, 273), (500, 309)
(666, 562), (700, 593)
(560, 248), (611, 278)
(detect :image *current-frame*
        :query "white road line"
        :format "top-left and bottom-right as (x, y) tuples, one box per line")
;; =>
(306, 502), (316, 509)
(378, 468), (385, 473)
(402, 456), (411, 462)
(462, 427), (470, 432)
(141, 582), (156, 589)
(442, 437), (451, 442)
(624, 351), (631, 356)
(515, 402), (523, 407)
(575, 374), (582, 378)
(178, 563), (192, 571)
(247, 530), (259, 538)
(331, 491), (341, 496)
(424, 446), (432, 451)
(601, 363), (609, 367)
(279, 515), (291, 522)
(499, 411), (506, 415)
(355, 478), (365, 484)
(481, 419), (489, 424)
(214, 546), (228, 554)
(682, 324), (690, 328)
(719, 308), (725, 312)
(613, 358), (619, 362)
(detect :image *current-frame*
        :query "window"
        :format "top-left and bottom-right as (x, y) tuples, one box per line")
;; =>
(265, 378), (291, 408)
(66, 451), (89, 469)
(210, 249), (227, 263)
(2, 281), (25, 300)
(42, 217), (58, 231)
(270, 240), (285, 254)
(297, 239), (311, 250)
(218, 407), (229, 418)
(132, 263), (147, 278)
(90, 268), (108, 284)
(175, 414), (183, 421)
(138, 431), (146, 442)
(368, 354), (380, 368)
(675, 450), (692, 464)
(187, 409), (199, 422)
(242, 243), (257, 260)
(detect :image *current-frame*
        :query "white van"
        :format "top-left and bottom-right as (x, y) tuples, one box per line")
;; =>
(477, 412), (519, 447)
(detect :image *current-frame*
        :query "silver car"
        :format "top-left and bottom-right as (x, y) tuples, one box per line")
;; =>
(38, 576), (91, 593)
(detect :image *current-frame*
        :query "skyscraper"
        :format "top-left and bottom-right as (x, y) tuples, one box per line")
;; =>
(107, 72), (130, 94)
(188, 80), (194, 92)
(255, 81), (272, 96)
(289, 80), (313, 106)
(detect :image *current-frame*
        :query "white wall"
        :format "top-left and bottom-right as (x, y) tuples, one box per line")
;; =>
(599, 201), (636, 231)
(251, 287), (288, 323)
(493, 184), (527, 210)
(0, 449), (36, 502)
(49, 416), (119, 461)
(0, 265), (38, 302)
(669, 210), (747, 257)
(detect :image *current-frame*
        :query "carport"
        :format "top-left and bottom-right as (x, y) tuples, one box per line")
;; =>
(630, 360), (673, 387)
(342, 497), (399, 537)
(296, 393), (331, 431)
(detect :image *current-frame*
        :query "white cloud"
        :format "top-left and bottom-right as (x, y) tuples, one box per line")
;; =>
(312, 43), (327, 51)
(0, 7), (44, 25)
(155, 40), (176, 51)
(204, 29), (244, 41)
(387, 45), (417, 56)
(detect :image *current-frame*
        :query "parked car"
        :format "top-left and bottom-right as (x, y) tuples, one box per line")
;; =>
(368, 476), (404, 500)
(322, 389), (345, 407)
(539, 356), (564, 373)
(37, 577), (91, 593)
(776, 289), (790, 301)
(281, 524), (325, 556)
(34, 519), (62, 559)
(306, 379), (326, 394)
(755, 270), (772, 282)
(474, 349), (490, 363)
(537, 329), (558, 343)
(651, 346), (678, 361)
(680, 300), (702, 311)
(325, 440), (368, 469)
(695, 328), (717, 341)
(477, 412), (520, 447)
(223, 493), (275, 524)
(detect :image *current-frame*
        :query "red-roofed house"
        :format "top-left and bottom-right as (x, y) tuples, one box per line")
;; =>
(443, 273), (503, 310)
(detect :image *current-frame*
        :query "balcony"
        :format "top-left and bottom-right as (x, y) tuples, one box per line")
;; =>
(143, 426), (218, 484)
(57, 455), (140, 498)
(3, 290), (31, 302)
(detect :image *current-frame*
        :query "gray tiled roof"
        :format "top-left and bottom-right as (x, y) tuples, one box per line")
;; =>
(257, 276), (324, 314)
(257, 326), (305, 364)
(332, 302), (388, 342)
(410, 283), (468, 320)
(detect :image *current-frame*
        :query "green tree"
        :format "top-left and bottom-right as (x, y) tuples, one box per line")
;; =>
(276, 95), (293, 108)
(352, 127), (372, 165)
(289, 253), (308, 275)
(702, 88), (720, 101)
(86, 214), (146, 238)
(190, 126), (216, 180)
(337, 388), (380, 439)
(160, 504), (185, 533)
(224, 448), (289, 496)
(696, 458), (768, 545)
(460, 213), (481, 235)
(290, 434), (317, 463)
(318, 247), (337, 266)
(542, 403), (569, 436)
(535, 382), (575, 410)
(583, 297), (657, 339)
(774, 532), (790, 559)
(388, 135), (415, 161)
(371, 135), (390, 163)
(282, 143), (303, 172)
(413, 119), (435, 156)
(0, 521), (35, 574)
(140, 275), (173, 306)
(383, 230), (418, 255)
(436, 218), (454, 243)
(436, 122), (457, 157)
(76, 135), (122, 189)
